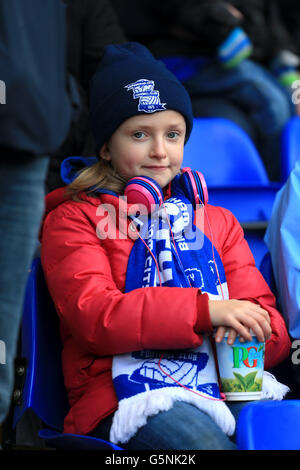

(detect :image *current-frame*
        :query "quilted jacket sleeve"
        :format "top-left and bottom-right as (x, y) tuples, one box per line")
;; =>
(213, 206), (291, 370)
(40, 201), (212, 357)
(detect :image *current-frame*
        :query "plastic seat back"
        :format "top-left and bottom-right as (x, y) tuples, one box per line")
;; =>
(13, 257), (122, 450)
(184, 118), (270, 185)
(183, 117), (284, 255)
(237, 400), (300, 450)
(13, 257), (68, 430)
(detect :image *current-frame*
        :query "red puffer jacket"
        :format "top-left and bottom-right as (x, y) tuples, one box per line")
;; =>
(40, 187), (291, 435)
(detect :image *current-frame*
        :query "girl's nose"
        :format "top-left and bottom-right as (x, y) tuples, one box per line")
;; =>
(149, 137), (166, 159)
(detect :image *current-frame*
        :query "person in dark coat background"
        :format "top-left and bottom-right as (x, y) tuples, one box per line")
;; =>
(0, 0), (72, 434)
(46, 0), (127, 192)
(0, 1), (126, 448)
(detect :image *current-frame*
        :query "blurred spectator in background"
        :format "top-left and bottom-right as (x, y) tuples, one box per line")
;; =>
(46, 0), (126, 192)
(111, 0), (300, 181)
(0, 0), (72, 429)
(265, 158), (300, 396)
(276, 0), (300, 56)
(265, 158), (300, 341)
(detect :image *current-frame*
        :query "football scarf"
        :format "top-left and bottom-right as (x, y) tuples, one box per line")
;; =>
(109, 192), (236, 444)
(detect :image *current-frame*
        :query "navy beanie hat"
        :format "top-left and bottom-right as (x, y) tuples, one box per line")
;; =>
(90, 42), (194, 154)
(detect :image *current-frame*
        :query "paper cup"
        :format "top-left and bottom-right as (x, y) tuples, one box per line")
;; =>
(215, 333), (265, 401)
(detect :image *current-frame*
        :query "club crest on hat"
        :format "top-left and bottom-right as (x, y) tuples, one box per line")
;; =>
(125, 79), (166, 113)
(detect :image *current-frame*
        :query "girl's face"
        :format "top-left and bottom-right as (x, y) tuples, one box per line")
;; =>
(100, 110), (186, 189)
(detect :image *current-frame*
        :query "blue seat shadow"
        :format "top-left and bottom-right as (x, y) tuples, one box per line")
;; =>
(160, 56), (210, 82)
(13, 257), (122, 450)
(244, 231), (269, 270)
(281, 116), (300, 182)
(259, 251), (277, 295)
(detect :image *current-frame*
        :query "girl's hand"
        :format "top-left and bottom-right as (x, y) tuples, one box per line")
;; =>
(214, 326), (248, 345)
(208, 299), (272, 343)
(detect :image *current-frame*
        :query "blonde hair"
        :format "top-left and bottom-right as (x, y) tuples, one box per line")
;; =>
(66, 158), (127, 201)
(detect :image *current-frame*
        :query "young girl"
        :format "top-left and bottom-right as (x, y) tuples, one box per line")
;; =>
(40, 42), (291, 450)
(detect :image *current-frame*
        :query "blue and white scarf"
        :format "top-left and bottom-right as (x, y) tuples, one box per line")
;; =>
(109, 189), (289, 445)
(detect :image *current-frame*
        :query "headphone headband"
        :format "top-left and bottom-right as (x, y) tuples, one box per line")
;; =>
(124, 169), (208, 213)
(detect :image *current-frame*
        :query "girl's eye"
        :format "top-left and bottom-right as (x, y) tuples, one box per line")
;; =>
(133, 131), (145, 139)
(167, 131), (179, 139)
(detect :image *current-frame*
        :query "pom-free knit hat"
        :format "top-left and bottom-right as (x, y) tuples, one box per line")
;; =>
(90, 42), (194, 153)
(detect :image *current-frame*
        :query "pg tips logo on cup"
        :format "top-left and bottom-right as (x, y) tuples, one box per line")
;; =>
(216, 336), (265, 400)
(232, 343), (265, 369)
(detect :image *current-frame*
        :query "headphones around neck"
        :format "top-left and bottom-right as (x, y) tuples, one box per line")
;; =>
(124, 168), (208, 213)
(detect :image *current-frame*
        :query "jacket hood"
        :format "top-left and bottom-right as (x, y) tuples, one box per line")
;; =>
(60, 156), (98, 184)
(40, 156), (99, 239)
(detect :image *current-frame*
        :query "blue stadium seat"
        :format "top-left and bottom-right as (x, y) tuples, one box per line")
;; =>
(13, 257), (122, 450)
(184, 117), (270, 186)
(184, 118), (282, 266)
(184, 118), (281, 224)
(236, 400), (300, 450)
